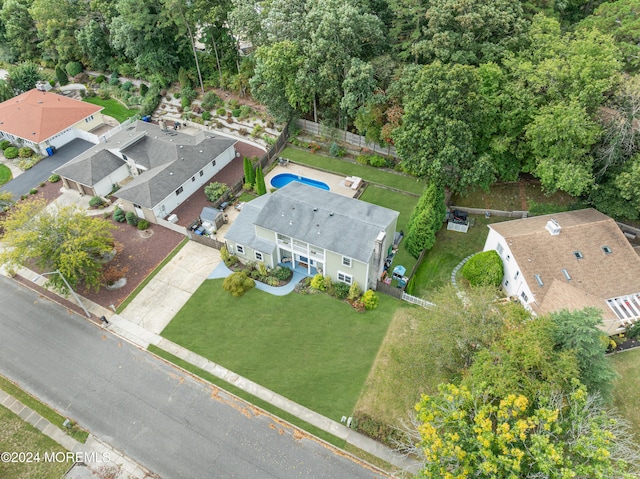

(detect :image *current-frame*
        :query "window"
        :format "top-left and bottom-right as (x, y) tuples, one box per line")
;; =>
(342, 256), (352, 267)
(255, 251), (263, 261)
(337, 271), (352, 285)
(496, 243), (504, 255)
(122, 154), (128, 161)
(236, 244), (245, 255)
(514, 271), (520, 280)
(175, 186), (183, 196)
(191, 176), (195, 182)
(574, 251), (583, 259)
(211, 160), (216, 167)
(85, 115), (94, 123)
(602, 246), (612, 254)
(199, 170), (204, 177)
(521, 291), (528, 302)
(504, 280), (509, 287)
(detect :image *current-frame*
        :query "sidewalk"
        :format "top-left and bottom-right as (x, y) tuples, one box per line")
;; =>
(0, 390), (151, 479)
(4, 251), (422, 476)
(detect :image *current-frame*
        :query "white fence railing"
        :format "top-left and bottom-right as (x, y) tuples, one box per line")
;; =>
(401, 292), (434, 308)
(74, 129), (100, 145)
(296, 119), (398, 158)
(99, 118), (135, 142)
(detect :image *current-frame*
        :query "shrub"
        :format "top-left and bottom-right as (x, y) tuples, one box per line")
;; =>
(122, 81), (133, 91)
(89, 196), (104, 207)
(139, 83), (149, 97)
(329, 142), (345, 157)
(266, 276), (279, 286)
(202, 111), (211, 121)
(18, 147), (33, 158)
(461, 250), (503, 287)
(204, 182), (229, 202)
(0, 140), (10, 150)
(311, 274), (328, 291)
(140, 84), (161, 117)
(273, 266), (292, 281)
(348, 281), (362, 301)
(405, 184), (447, 258)
(231, 108), (242, 117)
(65, 61), (83, 77)
(216, 107), (227, 116)
(137, 220), (149, 230)
(239, 105), (252, 118)
(201, 91), (221, 110)
(251, 125), (263, 138)
(180, 86), (197, 109)
(222, 271), (255, 297)
(109, 76), (119, 86)
(48, 174), (60, 183)
(112, 208), (126, 222)
(125, 211), (138, 226)
(627, 322), (640, 340)
(221, 246), (230, 262)
(191, 104), (203, 114)
(334, 282), (350, 299)
(29, 188), (37, 195)
(4, 147), (18, 159)
(95, 75), (106, 84)
(55, 65), (68, 86)
(362, 290), (379, 310)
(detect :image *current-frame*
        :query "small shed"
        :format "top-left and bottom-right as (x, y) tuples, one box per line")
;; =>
(392, 265), (406, 280)
(200, 207), (226, 234)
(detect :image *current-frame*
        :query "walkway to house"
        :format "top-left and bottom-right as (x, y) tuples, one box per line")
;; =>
(208, 262), (306, 296)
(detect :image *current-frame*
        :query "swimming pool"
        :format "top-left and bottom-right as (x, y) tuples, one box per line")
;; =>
(270, 173), (330, 191)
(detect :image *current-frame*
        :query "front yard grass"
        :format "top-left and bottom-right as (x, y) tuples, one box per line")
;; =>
(610, 348), (640, 441)
(359, 185), (419, 277)
(83, 97), (139, 123)
(0, 405), (68, 479)
(161, 279), (401, 420)
(281, 146), (426, 195)
(409, 215), (510, 298)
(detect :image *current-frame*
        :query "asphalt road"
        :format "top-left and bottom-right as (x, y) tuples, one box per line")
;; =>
(0, 138), (93, 197)
(0, 277), (386, 479)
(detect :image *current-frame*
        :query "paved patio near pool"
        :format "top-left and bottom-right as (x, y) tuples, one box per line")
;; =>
(264, 163), (358, 198)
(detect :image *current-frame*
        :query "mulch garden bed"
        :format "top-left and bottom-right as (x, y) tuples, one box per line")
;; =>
(77, 219), (184, 309)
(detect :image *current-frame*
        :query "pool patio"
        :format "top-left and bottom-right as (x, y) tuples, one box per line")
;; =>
(264, 163), (359, 198)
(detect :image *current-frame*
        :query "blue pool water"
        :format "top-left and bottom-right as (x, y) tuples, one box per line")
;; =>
(270, 173), (330, 190)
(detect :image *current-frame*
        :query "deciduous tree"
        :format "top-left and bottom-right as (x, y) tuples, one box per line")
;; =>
(0, 199), (115, 293)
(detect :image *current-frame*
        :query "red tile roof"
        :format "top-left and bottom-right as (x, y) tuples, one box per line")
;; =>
(0, 89), (103, 143)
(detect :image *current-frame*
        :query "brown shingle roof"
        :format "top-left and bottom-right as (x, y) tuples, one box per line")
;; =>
(489, 209), (640, 327)
(0, 89), (102, 143)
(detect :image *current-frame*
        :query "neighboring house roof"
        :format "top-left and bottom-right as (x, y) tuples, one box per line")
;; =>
(0, 89), (102, 143)
(54, 149), (123, 186)
(225, 195), (276, 253)
(54, 120), (236, 208)
(489, 208), (640, 325)
(228, 182), (399, 263)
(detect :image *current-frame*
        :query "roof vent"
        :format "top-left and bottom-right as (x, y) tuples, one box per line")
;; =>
(534, 274), (543, 287)
(562, 269), (571, 280)
(313, 208), (318, 212)
(329, 213), (334, 217)
(574, 251), (583, 259)
(546, 218), (561, 235)
(602, 246), (612, 254)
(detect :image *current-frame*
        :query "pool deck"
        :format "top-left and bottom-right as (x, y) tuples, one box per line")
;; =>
(264, 163), (358, 198)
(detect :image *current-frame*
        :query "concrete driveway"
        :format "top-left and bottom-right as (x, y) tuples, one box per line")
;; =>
(0, 138), (93, 198)
(121, 241), (221, 333)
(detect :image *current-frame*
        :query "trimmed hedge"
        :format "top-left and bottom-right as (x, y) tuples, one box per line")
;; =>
(461, 250), (503, 287)
(405, 183), (447, 258)
(3, 147), (18, 159)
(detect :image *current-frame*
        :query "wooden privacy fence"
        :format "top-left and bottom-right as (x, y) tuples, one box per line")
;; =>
(449, 205), (528, 219)
(297, 119), (397, 158)
(187, 232), (225, 250)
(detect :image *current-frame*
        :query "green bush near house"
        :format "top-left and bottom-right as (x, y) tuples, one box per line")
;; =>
(201, 91), (222, 110)
(137, 220), (150, 230)
(18, 147), (33, 158)
(88, 196), (104, 207)
(222, 271), (255, 297)
(48, 174), (60, 183)
(204, 181), (229, 202)
(0, 164), (12, 185)
(0, 140), (11, 150)
(461, 250), (503, 287)
(3, 147), (18, 159)
(112, 208), (126, 222)
(202, 111), (211, 121)
(65, 61), (83, 77)
(334, 282), (350, 299)
(125, 211), (138, 226)
(362, 290), (379, 310)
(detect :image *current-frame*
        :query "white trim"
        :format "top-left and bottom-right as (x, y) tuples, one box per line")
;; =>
(342, 256), (352, 268)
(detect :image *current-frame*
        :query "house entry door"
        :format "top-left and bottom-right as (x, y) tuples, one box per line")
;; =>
(134, 204), (144, 219)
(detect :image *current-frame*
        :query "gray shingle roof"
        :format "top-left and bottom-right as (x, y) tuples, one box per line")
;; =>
(228, 183), (398, 263)
(224, 195), (275, 253)
(54, 149), (123, 186)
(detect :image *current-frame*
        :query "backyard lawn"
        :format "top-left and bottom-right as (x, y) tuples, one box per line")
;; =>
(0, 405), (68, 479)
(610, 348), (640, 441)
(83, 97), (139, 123)
(161, 279), (402, 420)
(359, 185), (419, 278)
(0, 164), (11, 185)
(281, 146), (426, 195)
(409, 214), (511, 298)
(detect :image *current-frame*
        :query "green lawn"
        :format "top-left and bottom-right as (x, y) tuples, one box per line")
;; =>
(610, 348), (640, 441)
(161, 279), (400, 420)
(359, 185), (419, 277)
(409, 215), (510, 297)
(0, 405), (69, 479)
(0, 164), (11, 185)
(281, 146), (426, 195)
(83, 97), (139, 123)
(0, 375), (88, 443)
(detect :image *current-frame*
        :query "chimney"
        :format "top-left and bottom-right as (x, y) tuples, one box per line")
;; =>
(546, 218), (561, 236)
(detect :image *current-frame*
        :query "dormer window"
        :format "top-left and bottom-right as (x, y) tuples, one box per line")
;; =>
(602, 246), (612, 255)
(574, 251), (583, 259)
